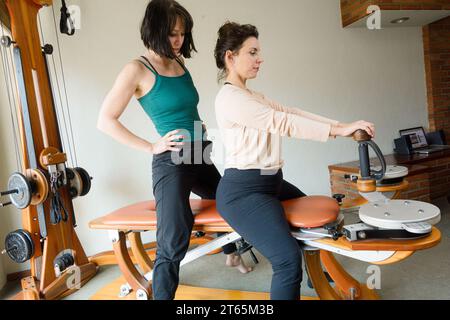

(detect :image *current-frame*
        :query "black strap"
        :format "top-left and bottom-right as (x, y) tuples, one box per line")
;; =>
(50, 192), (69, 225)
(224, 82), (232, 86)
(49, 174), (68, 225)
(140, 56), (159, 75)
(174, 57), (187, 72)
(60, 0), (75, 36)
(140, 55), (187, 74)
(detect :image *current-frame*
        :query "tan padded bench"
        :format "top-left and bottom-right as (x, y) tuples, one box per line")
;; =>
(88, 196), (341, 300)
(89, 196), (341, 231)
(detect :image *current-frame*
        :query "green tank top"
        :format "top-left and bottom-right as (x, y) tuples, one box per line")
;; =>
(137, 57), (204, 142)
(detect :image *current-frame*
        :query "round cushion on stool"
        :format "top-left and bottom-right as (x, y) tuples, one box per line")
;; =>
(283, 196), (340, 228)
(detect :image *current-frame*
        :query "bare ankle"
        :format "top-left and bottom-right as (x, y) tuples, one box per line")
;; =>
(225, 253), (253, 274)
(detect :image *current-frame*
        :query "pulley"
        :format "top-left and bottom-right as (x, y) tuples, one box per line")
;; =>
(26, 169), (49, 206)
(54, 253), (74, 275)
(66, 167), (92, 198)
(75, 167), (92, 196)
(2, 229), (34, 263)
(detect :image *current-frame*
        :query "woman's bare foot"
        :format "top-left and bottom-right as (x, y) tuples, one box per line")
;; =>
(226, 253), (253, 274)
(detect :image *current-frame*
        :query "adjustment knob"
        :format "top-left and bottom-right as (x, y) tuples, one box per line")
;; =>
(0, 35), (13, 48)
(332, 194), (345, 205)
(42, 44), (53, 55)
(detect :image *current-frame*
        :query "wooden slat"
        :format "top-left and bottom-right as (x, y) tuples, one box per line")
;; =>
(90, 276), (320, 301)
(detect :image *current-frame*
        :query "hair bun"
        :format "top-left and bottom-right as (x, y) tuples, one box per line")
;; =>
(214, 22), (259, 79)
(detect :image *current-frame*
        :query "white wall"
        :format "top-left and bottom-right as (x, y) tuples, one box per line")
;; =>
(0, 0), (428, 274)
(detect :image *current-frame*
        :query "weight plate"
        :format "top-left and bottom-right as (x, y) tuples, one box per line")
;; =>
(8, 173), (32, 209)
(5, 229), (34, 263)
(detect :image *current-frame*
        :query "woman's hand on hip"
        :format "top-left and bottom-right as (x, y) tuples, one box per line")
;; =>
(150, 130), (185, 155)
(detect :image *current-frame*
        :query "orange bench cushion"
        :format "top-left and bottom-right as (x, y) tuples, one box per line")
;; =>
(89, 196), (339, 231)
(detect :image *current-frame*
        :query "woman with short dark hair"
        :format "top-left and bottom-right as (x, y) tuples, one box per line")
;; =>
(97, 1), (250, 300)
(214, 21), (375, 300)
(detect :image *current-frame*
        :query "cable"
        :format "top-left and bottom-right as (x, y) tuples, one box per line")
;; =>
(51, 3), (78, 167)
(0, 23), (22, 171)
(38, 12), (74, 167)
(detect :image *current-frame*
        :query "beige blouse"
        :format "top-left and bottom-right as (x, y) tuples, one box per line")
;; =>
(215, 84), (339, 170)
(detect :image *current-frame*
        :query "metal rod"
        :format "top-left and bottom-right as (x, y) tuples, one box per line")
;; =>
(0, 201), (13, 208)
(0, 189), (18, 196)
(1, 246), (17, 255)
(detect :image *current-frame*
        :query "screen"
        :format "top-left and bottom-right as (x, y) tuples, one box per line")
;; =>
(399, 127), (428, 149)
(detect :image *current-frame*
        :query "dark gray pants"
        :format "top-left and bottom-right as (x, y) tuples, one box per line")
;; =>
(216, 169), (306, 300)
(151, 141), (236, 300)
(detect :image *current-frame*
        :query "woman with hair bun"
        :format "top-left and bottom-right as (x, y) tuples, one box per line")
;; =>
(214, 22), (375, 300)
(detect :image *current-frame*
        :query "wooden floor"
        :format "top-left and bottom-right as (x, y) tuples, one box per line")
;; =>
(90, 277), (319, 300)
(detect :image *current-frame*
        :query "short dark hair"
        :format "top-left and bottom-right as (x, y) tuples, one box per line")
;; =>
(140, 0), (197, 59)
(214, 22), (259, 79)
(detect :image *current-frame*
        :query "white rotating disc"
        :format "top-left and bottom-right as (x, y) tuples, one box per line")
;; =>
(359, 199), (440, 230)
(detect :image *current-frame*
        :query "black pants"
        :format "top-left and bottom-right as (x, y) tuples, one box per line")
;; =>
(216, 169), (306, 300)
(151, 141), (236, 300)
